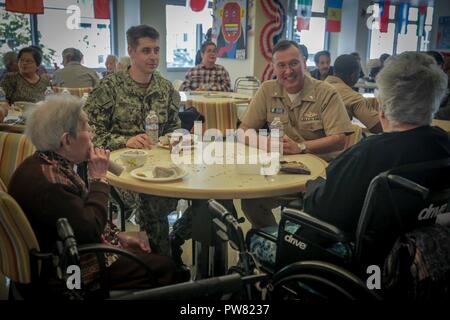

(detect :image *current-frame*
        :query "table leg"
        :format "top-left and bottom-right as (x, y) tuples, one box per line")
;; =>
(191, 199), (228, 280)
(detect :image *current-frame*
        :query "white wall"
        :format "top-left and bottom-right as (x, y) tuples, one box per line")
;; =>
(116, 0), (140, 57)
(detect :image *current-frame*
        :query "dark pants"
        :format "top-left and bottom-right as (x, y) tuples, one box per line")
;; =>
(108, 248), (180, 290)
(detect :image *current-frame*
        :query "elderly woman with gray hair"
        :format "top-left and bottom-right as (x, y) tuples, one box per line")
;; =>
(302, 51), (450, 234)
(9, 94), (179, 297)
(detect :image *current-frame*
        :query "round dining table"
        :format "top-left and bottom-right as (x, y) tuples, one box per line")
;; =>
(107, 141), (328, 279)
(180, 91), (252, 134)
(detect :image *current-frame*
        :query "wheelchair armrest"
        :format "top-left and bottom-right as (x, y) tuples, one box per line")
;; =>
(282, 207), (350, 243)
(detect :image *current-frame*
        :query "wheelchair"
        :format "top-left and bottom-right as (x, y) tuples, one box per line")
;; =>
(245, 158), (450, 300)
(116, 158), (450, 301)
(56, 159), (450, 300)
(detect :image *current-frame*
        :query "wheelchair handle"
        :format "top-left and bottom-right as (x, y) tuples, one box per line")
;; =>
(56, 218), (80, 265)
(387, 174), (429, 199)
(208, 199), (230, 218)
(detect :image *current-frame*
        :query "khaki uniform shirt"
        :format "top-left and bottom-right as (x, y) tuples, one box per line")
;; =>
(325, 76), (379, 130)
(241, 76), (353, 143)
(53, 61), (100, 88)
(84, 69), (181, 150)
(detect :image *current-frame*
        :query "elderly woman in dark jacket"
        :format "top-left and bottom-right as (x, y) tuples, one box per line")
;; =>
(9, 94), (179, 297)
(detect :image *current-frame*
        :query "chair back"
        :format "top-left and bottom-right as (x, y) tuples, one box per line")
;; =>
(172, 79), (183, 91)
(0, 192), (40, 284)
(355, 158), (450, 268)
(0, 178), (7, 192)
(234, 76), (260, 96)
(53, 87), (93, 97)
(0, 132), (35, 187)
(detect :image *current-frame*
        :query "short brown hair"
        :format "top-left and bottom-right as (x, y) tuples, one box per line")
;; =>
(272, 40), (301, 58)
(201, 41), (216, 54)
(126, 25), (160, 48)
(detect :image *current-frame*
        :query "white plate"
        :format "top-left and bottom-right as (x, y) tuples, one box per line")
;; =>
(130, 165), (188, 182)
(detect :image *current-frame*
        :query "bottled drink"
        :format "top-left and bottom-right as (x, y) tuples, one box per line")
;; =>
(270, 117), (284, 155)
(0, 86), (6, 102)
(44, 86), (54, 98)
(145, 110), (159, 143)
(81, 92), (89, 105)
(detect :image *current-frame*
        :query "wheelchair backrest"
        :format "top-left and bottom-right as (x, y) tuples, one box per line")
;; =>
(355, 158), (450, 270)
(275, 211), (353, 271)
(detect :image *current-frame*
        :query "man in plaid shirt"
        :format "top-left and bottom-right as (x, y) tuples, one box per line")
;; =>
(180, 41), (232, 92)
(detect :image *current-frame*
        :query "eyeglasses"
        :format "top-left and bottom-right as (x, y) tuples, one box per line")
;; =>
(274, 60), (301, 71)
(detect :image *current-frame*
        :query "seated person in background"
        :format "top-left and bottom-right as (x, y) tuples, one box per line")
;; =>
(0, 47), (50, 103)
(310, 50), (334, 81)
(53, 48), (100, 88)
(426, 51), (450, 120)
(0, 51), (19, 82)
(238, 40), (353, 229)
(368, 53), (390, 82)
(0, 102), (8, 122)
(8, 94), (180, 294)
(116, 56), (131, 71)
(299, 44), (310, 76)
(30, 45), (48, 77)
(179, 41), (232, 92)
(102, 54), (117, 78)
(304, 52), (450, 235)
(350, 52), (365, 79)
(325, 54), (382, 133)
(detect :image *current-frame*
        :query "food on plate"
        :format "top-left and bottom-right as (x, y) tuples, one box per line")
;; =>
(152, 166), (178, 178)
(279, 161), (311, 175)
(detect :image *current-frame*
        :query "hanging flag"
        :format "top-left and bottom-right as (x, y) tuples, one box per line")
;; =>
(379, 1), (390, 33)
(5, 0), (44, 14)
(189, 0), (208, 12)
(297, 0), (312, 31)
(94, 0), (110, 19)
(417, 5), (427, 37)
(396, 2), (410, 34)
(325, 0), (343, 32)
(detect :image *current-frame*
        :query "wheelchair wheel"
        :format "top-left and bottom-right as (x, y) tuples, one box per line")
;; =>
(269, 261), (381, 301)
(270, 273), (356, 301)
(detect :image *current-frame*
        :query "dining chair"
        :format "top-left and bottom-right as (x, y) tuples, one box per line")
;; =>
(53, 87), (93, 97)
(0, 131), (35, 187)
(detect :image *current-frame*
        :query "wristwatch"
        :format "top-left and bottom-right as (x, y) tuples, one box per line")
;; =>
(297, 142), (307, 154)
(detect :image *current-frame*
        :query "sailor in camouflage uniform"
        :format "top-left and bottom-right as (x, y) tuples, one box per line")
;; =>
(84, 25), (180, 256)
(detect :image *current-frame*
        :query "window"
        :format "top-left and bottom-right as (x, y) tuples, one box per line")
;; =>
(0, 1), (32, 68)
(369, 5), (434, 59)
(166, 2), (212, 69)
(369, 23), (395, 59)
(38, 0), (111, 69)
(0, 0), (112, 69)
(292, 0), (328, 67)
(396, 24), (418, 54)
